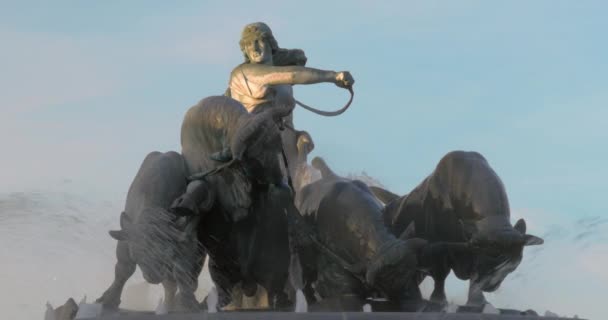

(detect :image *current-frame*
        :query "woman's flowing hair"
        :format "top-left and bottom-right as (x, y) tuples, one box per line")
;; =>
(239, 22), (307, 66)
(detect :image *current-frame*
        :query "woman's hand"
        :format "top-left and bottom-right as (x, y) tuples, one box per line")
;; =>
(334, 71), (355, 88)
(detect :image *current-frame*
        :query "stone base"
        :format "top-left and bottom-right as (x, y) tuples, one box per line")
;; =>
(91, 312), (581, 320)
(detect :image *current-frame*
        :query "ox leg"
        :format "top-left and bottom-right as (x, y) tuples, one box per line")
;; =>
(208, 257), (241, 308)
(174, 251), (206, 312)
(467, 281), (487, 306)
(96, 241), (136, 309)
(277, 183), (306, 308)
(162, 279), (177, 311)
(425, 258), (449, 304)
(430, 273), (448, 304)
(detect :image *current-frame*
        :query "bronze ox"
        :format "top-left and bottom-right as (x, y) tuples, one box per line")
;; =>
(96, 151), (205, 312)
(294, 157), (428, 306)
(176, 95), (315, 309)
(371, 151), (543, 305)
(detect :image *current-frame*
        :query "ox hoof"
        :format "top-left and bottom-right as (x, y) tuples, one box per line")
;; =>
(430, 292), (447, 305)
(174, 292), (201, 313)
(95, 294), (120, 310)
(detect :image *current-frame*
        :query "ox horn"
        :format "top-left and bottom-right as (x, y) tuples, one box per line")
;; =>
(369, 186), (400, 205)
(311, 157), (337, 179)
(109, 211), (132, 241)
(514, 218), (544, 246)
(108, 230), (129, 241)
(514, 218), (527, 234)
(296, 130), (315, 158)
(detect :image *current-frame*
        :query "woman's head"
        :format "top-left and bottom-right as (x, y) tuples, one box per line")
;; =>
(239, 22), (279, 64)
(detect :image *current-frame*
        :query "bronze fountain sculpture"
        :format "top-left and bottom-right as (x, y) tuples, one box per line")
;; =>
(46, 22), (569, 320)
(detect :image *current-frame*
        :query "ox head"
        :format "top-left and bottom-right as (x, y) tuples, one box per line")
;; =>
(467, 216), (543, 292)
(290, 130), (317, 191)
(109, 210), (199, 284)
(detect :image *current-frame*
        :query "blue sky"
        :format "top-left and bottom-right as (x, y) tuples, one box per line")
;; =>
(1, 1), (607, 318)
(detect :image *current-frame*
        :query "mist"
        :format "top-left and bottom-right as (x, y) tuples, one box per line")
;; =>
(1, 170), (605, 320)
(0, 187), (213, 320)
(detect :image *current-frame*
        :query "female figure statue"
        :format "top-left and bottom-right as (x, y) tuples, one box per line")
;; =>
(173, 22), (355, 309)
(225, 22), (354, 185)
